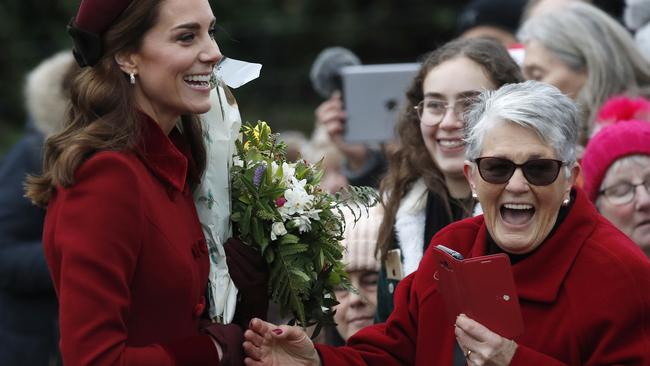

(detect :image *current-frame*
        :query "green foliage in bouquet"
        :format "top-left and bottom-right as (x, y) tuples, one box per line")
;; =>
(230, 121), (378, 336)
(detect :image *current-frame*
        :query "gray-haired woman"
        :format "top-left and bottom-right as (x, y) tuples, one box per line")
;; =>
(242, 81), (650, 366)
(518, 2), (650, 145)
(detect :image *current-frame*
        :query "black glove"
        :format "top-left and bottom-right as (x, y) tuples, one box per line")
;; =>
(202, 322), (244, 365)
(224, 237), (269, 328)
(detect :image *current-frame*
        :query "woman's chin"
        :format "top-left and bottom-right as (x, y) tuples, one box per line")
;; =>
(347, 318), (374, 334)
(182, 101), (212, 116)
(493, 225), (538, 254)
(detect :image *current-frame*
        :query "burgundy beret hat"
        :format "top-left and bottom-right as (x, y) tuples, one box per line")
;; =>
(74, 0), (133, 35)
(68, 0), (134, 67)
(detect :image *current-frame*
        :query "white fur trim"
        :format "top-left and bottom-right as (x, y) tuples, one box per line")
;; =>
(472, 201), (483, 216)
(636, 25), (650, 62)
(24, 51), (75, 137)
(394, 179), (428, 276)
(625, 0), (650, 30)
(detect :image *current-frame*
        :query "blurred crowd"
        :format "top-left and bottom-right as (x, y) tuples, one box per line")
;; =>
(2, 0), (650, 365)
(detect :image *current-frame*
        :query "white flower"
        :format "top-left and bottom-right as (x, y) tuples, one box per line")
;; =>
(271, 161), (279, 176)
(305, 208), (322, 221)
(293, 215), (312, 233)
(233, 155), (244, 167)
(282, 163), (296, 184)
(271, 161), (296, 185)
(290, 176), (306, 190)
(270, 221), (288, 241)
(278, 178), (314, 219)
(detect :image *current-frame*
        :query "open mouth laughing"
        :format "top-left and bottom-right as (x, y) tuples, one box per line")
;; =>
(500, 203), (535, 226)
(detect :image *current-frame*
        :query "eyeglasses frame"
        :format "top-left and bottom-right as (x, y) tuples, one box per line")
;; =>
(413, 98), (474, 127)
(598, 179), (650, 206)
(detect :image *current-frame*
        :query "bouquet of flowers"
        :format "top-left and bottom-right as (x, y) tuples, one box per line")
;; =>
(230, 121), (377, 333)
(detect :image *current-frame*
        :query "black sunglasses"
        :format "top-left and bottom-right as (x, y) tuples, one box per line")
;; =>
(474, 157), (565, 186)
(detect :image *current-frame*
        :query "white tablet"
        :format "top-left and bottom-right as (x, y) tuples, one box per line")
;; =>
(341, 63), (420, 143)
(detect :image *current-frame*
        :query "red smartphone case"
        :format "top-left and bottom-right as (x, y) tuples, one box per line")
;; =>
(432, 245), (524, 339)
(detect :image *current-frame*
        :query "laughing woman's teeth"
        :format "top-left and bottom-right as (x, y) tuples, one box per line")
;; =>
(183, 74), (211, 88)
(503, 203), (533, 210)
(438, 140), (464, 148)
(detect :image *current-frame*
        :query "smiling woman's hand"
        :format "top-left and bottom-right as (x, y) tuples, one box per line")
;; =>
(455, 314), (518, 366)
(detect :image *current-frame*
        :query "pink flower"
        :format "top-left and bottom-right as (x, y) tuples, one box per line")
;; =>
(275, 197), (287, 208)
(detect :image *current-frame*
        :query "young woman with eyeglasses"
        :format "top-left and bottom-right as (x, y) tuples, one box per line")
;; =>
(373, 37), (523, 322)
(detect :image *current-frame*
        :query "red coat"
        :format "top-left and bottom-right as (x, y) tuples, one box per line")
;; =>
(316, 188), (650, 365)
(44, 114), (219, 365)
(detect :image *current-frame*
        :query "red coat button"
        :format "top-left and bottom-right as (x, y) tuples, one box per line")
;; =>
(193, 297), (206, 318)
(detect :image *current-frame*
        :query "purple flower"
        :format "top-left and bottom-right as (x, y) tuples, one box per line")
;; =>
(253, 164), (267, 188)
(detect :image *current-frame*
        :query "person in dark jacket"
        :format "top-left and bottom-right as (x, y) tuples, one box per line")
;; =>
(0, 50), (76, 366)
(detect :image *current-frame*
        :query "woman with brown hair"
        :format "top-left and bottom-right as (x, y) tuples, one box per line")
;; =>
(24, 0), (265, 365)
(375, 37), (523, 322)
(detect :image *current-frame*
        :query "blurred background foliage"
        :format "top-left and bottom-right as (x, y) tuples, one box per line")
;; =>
(0, 0), (623, 157)
(0, 0), (466, 157)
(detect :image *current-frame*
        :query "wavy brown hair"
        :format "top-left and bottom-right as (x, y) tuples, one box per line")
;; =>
(25, 0), (207, 207)
(376, 37), (523, 260)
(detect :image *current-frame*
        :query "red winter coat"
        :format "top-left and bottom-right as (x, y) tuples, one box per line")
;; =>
(44, 114), (219, 366)
(316, 188), (650, 365)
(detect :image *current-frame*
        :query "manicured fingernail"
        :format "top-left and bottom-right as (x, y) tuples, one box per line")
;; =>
(272, 328), (283, 335)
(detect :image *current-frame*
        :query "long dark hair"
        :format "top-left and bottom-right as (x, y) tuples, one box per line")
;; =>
(25, 0), (207, 206)
(376, 37), (523, 260)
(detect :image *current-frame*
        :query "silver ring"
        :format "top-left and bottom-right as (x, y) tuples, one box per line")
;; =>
(466, 350), (472, 358)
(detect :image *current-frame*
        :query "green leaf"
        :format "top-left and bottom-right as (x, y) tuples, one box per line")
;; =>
(318, 249), (325, 269)
(241, 174), (257, 195)
(230, 211), (242, 222)
(260, 187), (286, 199)
(240, 205), (252, 236)
(279, 233), (300, 245)
(290, 268), (311, 283)
(251, 217), (268, 251)
(264, 248), (275, 263)
(278, 243), (308, 257)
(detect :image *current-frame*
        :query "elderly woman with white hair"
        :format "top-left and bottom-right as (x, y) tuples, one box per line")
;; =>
(518, 2), (650, 145)
(242, 81), (650, 366)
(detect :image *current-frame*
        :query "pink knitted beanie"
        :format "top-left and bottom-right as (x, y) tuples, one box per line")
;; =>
(582, 120), (650, 202)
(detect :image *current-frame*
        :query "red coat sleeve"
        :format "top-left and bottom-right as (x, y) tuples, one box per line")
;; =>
(510, 344), (568, 366)
(46, 153), (219, 366)
(316, 273), (418, 365)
